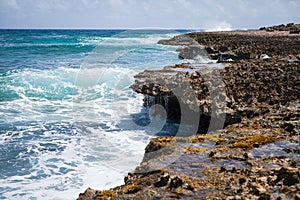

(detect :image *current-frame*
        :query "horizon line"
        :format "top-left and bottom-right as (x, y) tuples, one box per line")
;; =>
(0, 27), (202, 30)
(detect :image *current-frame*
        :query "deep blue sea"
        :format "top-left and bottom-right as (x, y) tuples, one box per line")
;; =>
(0, 29), (190, 199)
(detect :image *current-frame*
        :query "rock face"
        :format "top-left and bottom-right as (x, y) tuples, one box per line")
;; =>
(130, 59), (300, 133)
(78, 24), (300, 200)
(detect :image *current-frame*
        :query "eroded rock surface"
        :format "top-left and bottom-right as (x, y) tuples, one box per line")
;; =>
(158, 24), (300, 61)
(78, 24), (300, 200)
(78, 107), (300, 199)
(130, 59), (300, 133)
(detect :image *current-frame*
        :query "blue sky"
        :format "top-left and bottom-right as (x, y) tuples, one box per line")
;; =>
(0, 0), (299, 29)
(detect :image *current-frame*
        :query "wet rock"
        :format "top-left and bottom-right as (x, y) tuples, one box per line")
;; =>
(77, 122), (299, 199)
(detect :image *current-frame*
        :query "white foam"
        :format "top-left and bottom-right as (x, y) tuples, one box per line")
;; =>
(0, 128), (151, 200)
(0, 30), (184, 199)
(0, 65), (155, 199)
(205, 21), (233, 32)
(101, 34), (179, 46)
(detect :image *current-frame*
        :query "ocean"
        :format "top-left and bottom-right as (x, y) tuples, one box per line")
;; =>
(0, 29), (190, 200)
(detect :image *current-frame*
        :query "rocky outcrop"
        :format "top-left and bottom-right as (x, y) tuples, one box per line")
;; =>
(78, 24), (300, 199)
(130, 59), (300, 133)
(158, 23), (300, 61)
(260, 23), (300, 34)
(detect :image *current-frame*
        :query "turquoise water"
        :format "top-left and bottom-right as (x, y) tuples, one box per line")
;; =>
(0, 29), (189, 199)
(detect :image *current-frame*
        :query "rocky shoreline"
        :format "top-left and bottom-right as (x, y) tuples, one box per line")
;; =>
(78, 24), (300, 200)
(158, 23), (300, 61)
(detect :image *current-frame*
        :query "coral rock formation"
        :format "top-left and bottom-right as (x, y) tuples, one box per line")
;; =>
(78, 23), (300, 200)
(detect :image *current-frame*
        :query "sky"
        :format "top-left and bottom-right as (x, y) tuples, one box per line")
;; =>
(0, 0), (299, 30)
